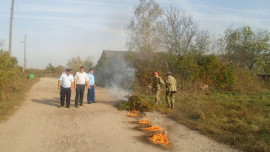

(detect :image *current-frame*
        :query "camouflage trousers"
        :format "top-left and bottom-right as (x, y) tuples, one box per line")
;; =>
(154, 89), (162, 104)
(166, 91), (175, 109)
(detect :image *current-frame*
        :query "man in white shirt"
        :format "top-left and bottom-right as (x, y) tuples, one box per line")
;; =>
(58, 69), (74, 108)
(74, 66), (90, 108)
(87, 68), (96, 104)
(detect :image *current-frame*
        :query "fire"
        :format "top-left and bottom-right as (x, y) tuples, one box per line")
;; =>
(150, 132), (171, 147)
(143, 125), (164, 131)
(132, 110), (139, 114)
(138, 119), (150, 124)
(127, 112), (137, 117)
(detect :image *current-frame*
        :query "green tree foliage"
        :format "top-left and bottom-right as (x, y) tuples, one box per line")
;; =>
(0, 50), (19, 100)
(224, 26), (270, 70)
(0, 50), (19, 88)
(127, 51), (235, 91)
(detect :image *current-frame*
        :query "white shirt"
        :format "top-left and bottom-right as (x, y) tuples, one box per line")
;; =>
(59, 73), (74, 88)
(74, 72), (89, 84)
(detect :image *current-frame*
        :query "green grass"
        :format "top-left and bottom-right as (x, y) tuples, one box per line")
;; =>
(0, 75), (39, 121)
(150, 91), (270, 152)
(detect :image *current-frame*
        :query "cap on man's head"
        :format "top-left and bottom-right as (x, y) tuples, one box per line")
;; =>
(66, 69), (72, 72)
(154, 72), (158, 75)
(80, 66), (85, 69)
(166, 72), (171, 75)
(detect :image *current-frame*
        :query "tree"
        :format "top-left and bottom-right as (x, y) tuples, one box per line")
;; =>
(45, 63), (56, 73)
(127, 0), (163, 53)
(193, 30), (211, 54)
(67, 56), (93, 71)
(158, 6), (198, 56)
(224, 26), (270, 70)
(0, 50), (19, 100)
(67, 57), (83, 72)
(83, 56), (94, 70)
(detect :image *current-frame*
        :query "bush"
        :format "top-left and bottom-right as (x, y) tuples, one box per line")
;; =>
(119, 95), (153, 112)
(0, 50), (19, 100)
(131, 52), (235, 92)
(233, 68), (264, 92)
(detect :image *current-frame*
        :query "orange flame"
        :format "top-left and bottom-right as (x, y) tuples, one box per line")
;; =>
(127, 112), (137, 117)
(150, 131), (171, 147)
(138, 119), (150, 124)
(143, 125), (164, 131)
(132, 110), (139, 114)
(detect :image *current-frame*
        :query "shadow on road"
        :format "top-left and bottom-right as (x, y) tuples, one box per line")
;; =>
(32, 97), (59, 107)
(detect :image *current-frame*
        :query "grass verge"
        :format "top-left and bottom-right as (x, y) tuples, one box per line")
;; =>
(147, 91), (270, 152)
(0, 76), (39, 121)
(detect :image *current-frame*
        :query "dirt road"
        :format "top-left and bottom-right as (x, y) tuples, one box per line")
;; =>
(0, 78), (238, 152)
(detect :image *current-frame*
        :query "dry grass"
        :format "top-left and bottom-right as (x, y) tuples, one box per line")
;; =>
(0, 74), (39, 121)
(157, 91), (270, 152)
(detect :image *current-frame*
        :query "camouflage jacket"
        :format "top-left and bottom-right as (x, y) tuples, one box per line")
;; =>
(165, 75), (177, 92)
(153, 76), (165, 90)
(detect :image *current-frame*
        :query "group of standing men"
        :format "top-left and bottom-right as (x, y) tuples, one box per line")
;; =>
(58, 67), (177, 109)
(153, 72), (177, 109)
(58, 66), (96, 108)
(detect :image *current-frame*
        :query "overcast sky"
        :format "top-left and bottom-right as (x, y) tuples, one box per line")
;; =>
(0, 0), (269, 69)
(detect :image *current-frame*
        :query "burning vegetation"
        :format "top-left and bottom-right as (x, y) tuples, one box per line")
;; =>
(143, 125), (164, 131)
(127, 109), (139, 117)
(138, 119), (150, 124)
(123, 99), (171, 148)
(127, 112), (138, 117)
(150, 132), (171, 148)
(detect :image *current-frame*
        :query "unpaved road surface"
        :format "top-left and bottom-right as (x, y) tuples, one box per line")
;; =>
(0, 78), (238, 152)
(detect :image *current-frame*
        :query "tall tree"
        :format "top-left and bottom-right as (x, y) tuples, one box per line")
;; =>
(158, 6), (198, 56)
(224, 26), (270, 70)
(193, 30), (211, 54)
(127, 0), (163, 53)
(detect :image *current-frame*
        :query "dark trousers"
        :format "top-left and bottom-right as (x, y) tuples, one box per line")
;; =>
(60, 86), (71, 107)
(87, 85), (95, 103)
(75, 84), (85, 105)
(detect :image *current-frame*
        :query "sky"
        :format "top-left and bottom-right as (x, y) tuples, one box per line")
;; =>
(0, 0), (270, 69)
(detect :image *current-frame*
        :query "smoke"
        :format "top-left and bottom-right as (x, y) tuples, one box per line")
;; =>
(98, 52), (136, 100)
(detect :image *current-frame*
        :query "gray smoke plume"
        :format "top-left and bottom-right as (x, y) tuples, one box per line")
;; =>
(96, 51), (136, 100)
(106, 57), (135, 100)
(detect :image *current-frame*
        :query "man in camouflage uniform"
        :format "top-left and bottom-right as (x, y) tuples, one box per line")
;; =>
(165, 72), (177, 109)
(153, 72), (165, 104)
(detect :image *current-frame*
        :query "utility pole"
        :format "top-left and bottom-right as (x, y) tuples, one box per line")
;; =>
(23, 35), (26, 72)
(9, 0), (15, 56)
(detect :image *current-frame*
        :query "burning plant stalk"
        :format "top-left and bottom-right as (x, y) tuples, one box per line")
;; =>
(127, 112), (137, 117)
(127, 109), (139, 117)
(143, 125), (164, 131)
(138, 119), (150, 124)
